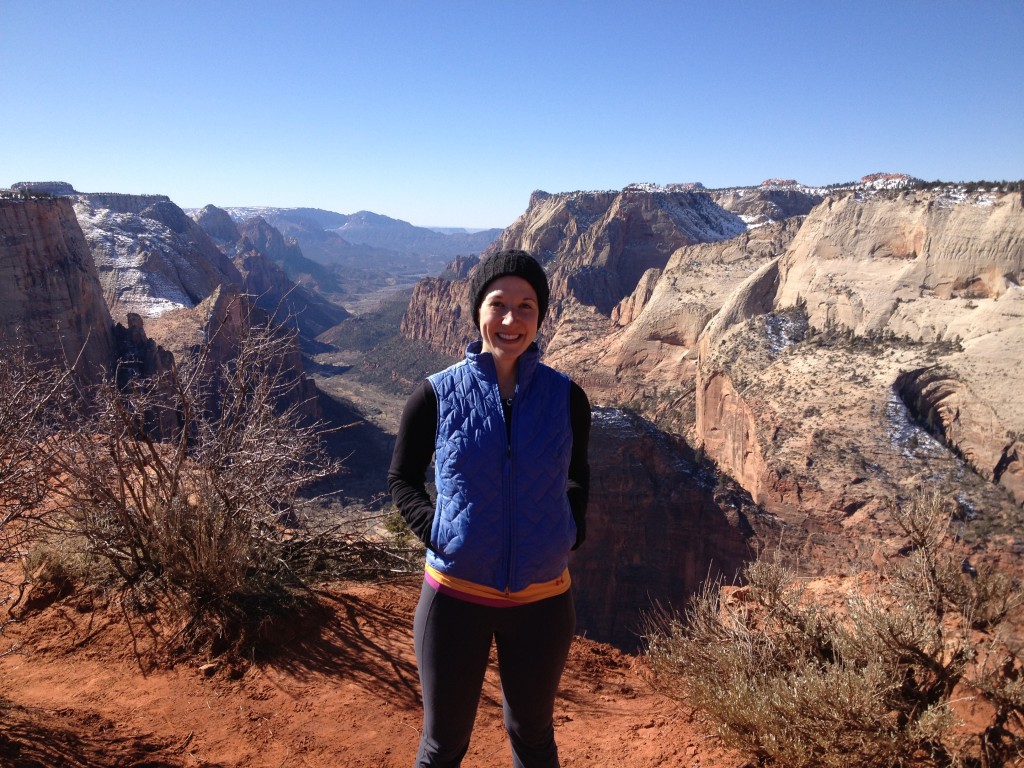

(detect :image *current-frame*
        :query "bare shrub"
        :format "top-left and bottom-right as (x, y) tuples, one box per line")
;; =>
(645, 492), (1024, 768)
(41, 307), (346, 654)
(0, 345), (75, 616)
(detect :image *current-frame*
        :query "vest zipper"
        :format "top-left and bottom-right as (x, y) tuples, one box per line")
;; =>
(503, 386), (516, 594)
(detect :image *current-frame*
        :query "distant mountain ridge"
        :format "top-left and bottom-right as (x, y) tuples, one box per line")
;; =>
(216, 206), (502, 263)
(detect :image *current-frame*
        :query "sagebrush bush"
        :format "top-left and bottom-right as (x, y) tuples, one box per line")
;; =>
(39, 306), (345, 654)
(645, 492), (1024, 768)
(0, 344), (75, 618)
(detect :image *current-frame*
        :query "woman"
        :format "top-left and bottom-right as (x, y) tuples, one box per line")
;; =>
(388, 249), (591, 768)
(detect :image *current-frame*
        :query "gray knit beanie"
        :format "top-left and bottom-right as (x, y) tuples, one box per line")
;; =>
(469, 250), (549, 329)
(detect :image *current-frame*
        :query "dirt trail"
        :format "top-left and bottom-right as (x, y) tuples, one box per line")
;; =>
(0, 576), (742, 767)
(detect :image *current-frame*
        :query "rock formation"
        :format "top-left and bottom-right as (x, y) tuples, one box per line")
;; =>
(72, 193), (242, 320)
(191, 204), (241, 243)
(398, 272), (473, 355)
(487, 186), (748, 317)
(401, 181), (1024, 586)
(401, 185), (754, 358)
(572, 408), (772, 650)
(232, 238), (350, 346)
(546, 218), (803, 433)
(144, 285), (322, 422)
(1, 187), (328, 429)
(234, 217), (322, 283)
(712, 185), (823, 226)
(188, 208), (351, 346)
(694, 189), (1024, 547)
(0, 197), (115, 383)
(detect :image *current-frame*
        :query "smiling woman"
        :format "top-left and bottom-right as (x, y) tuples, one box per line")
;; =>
(387, 250), (592, 767)
(472, 253), (547, 397)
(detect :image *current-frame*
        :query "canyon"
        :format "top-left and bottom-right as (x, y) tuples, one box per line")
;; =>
(400, 179), (1024, 595)
(2, 174), (1023, 767)
(3, 177), (1023, 649)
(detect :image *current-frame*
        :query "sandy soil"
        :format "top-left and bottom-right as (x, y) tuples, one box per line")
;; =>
(0, 575), (743, 768)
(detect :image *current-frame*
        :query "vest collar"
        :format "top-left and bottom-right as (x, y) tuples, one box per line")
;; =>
(464, 340), (541, 389)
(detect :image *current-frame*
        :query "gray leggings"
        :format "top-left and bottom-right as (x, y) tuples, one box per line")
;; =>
(412, 580), (576, 768)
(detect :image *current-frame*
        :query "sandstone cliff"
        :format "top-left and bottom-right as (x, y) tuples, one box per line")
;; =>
(0, 197), (115, 383)
(145, 285), (321, 422)
(190, 208), (351, 339)
(695, 189), (1024, 542)
(400, 181), (1024, 572)
(398, 274), (473, 356)
(234, 217), (322, 284)
(489, 186), (748, 316)
(2, 189), (327, 429)
(192, 204), (241, 243)
(545, 219), (802, 436)
(401, 185), (752, 358)
(711, 185), (823, 226)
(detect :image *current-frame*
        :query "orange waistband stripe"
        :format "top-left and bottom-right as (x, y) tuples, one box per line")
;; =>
(424, 565), (572, 607)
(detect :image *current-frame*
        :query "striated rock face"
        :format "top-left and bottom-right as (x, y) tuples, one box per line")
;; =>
(611, 268), (661, 326)
(695, 189), (1024, 540)
(489, 186), (747, 317)
(572, 409), (772, 651)
(398, 273), (473, 356)
(774, 191), (1024, 332)
(73, 193), (242, 320)
(546, 220), (800, 437)
(402, 186), (749, 357)
(0, 197), (115, 382)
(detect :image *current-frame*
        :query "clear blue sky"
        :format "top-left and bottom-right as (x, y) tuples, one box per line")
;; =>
(2, 1), (1022, 229)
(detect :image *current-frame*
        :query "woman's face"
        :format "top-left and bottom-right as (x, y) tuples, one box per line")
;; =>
(478, 275), (540, 365)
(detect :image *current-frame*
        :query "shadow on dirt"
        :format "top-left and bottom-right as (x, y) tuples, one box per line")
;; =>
(255, 582), (421, 709)
(0, 700), (219, 768)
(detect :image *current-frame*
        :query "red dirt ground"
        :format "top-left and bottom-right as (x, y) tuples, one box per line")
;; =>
(0, 575), (744, 768)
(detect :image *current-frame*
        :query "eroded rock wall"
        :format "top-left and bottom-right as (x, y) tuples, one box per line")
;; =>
(0, 197), (115, 382)
(696, 190), (1024, 536)
(572, 408), (770, 650)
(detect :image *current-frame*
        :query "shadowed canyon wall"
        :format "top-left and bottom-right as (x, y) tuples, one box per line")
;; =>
(571, 409), (772, 650)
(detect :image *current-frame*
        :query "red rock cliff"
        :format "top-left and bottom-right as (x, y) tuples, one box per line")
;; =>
(0, 197), (115, 382)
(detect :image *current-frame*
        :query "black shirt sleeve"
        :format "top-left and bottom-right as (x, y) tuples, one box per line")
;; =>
(387, 379), (438, 546)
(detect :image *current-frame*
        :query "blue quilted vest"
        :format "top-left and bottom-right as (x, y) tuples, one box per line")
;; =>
(427, 340), (575, 593)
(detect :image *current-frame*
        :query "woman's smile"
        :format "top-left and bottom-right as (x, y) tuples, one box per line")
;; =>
(478, 275), (539, 364)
